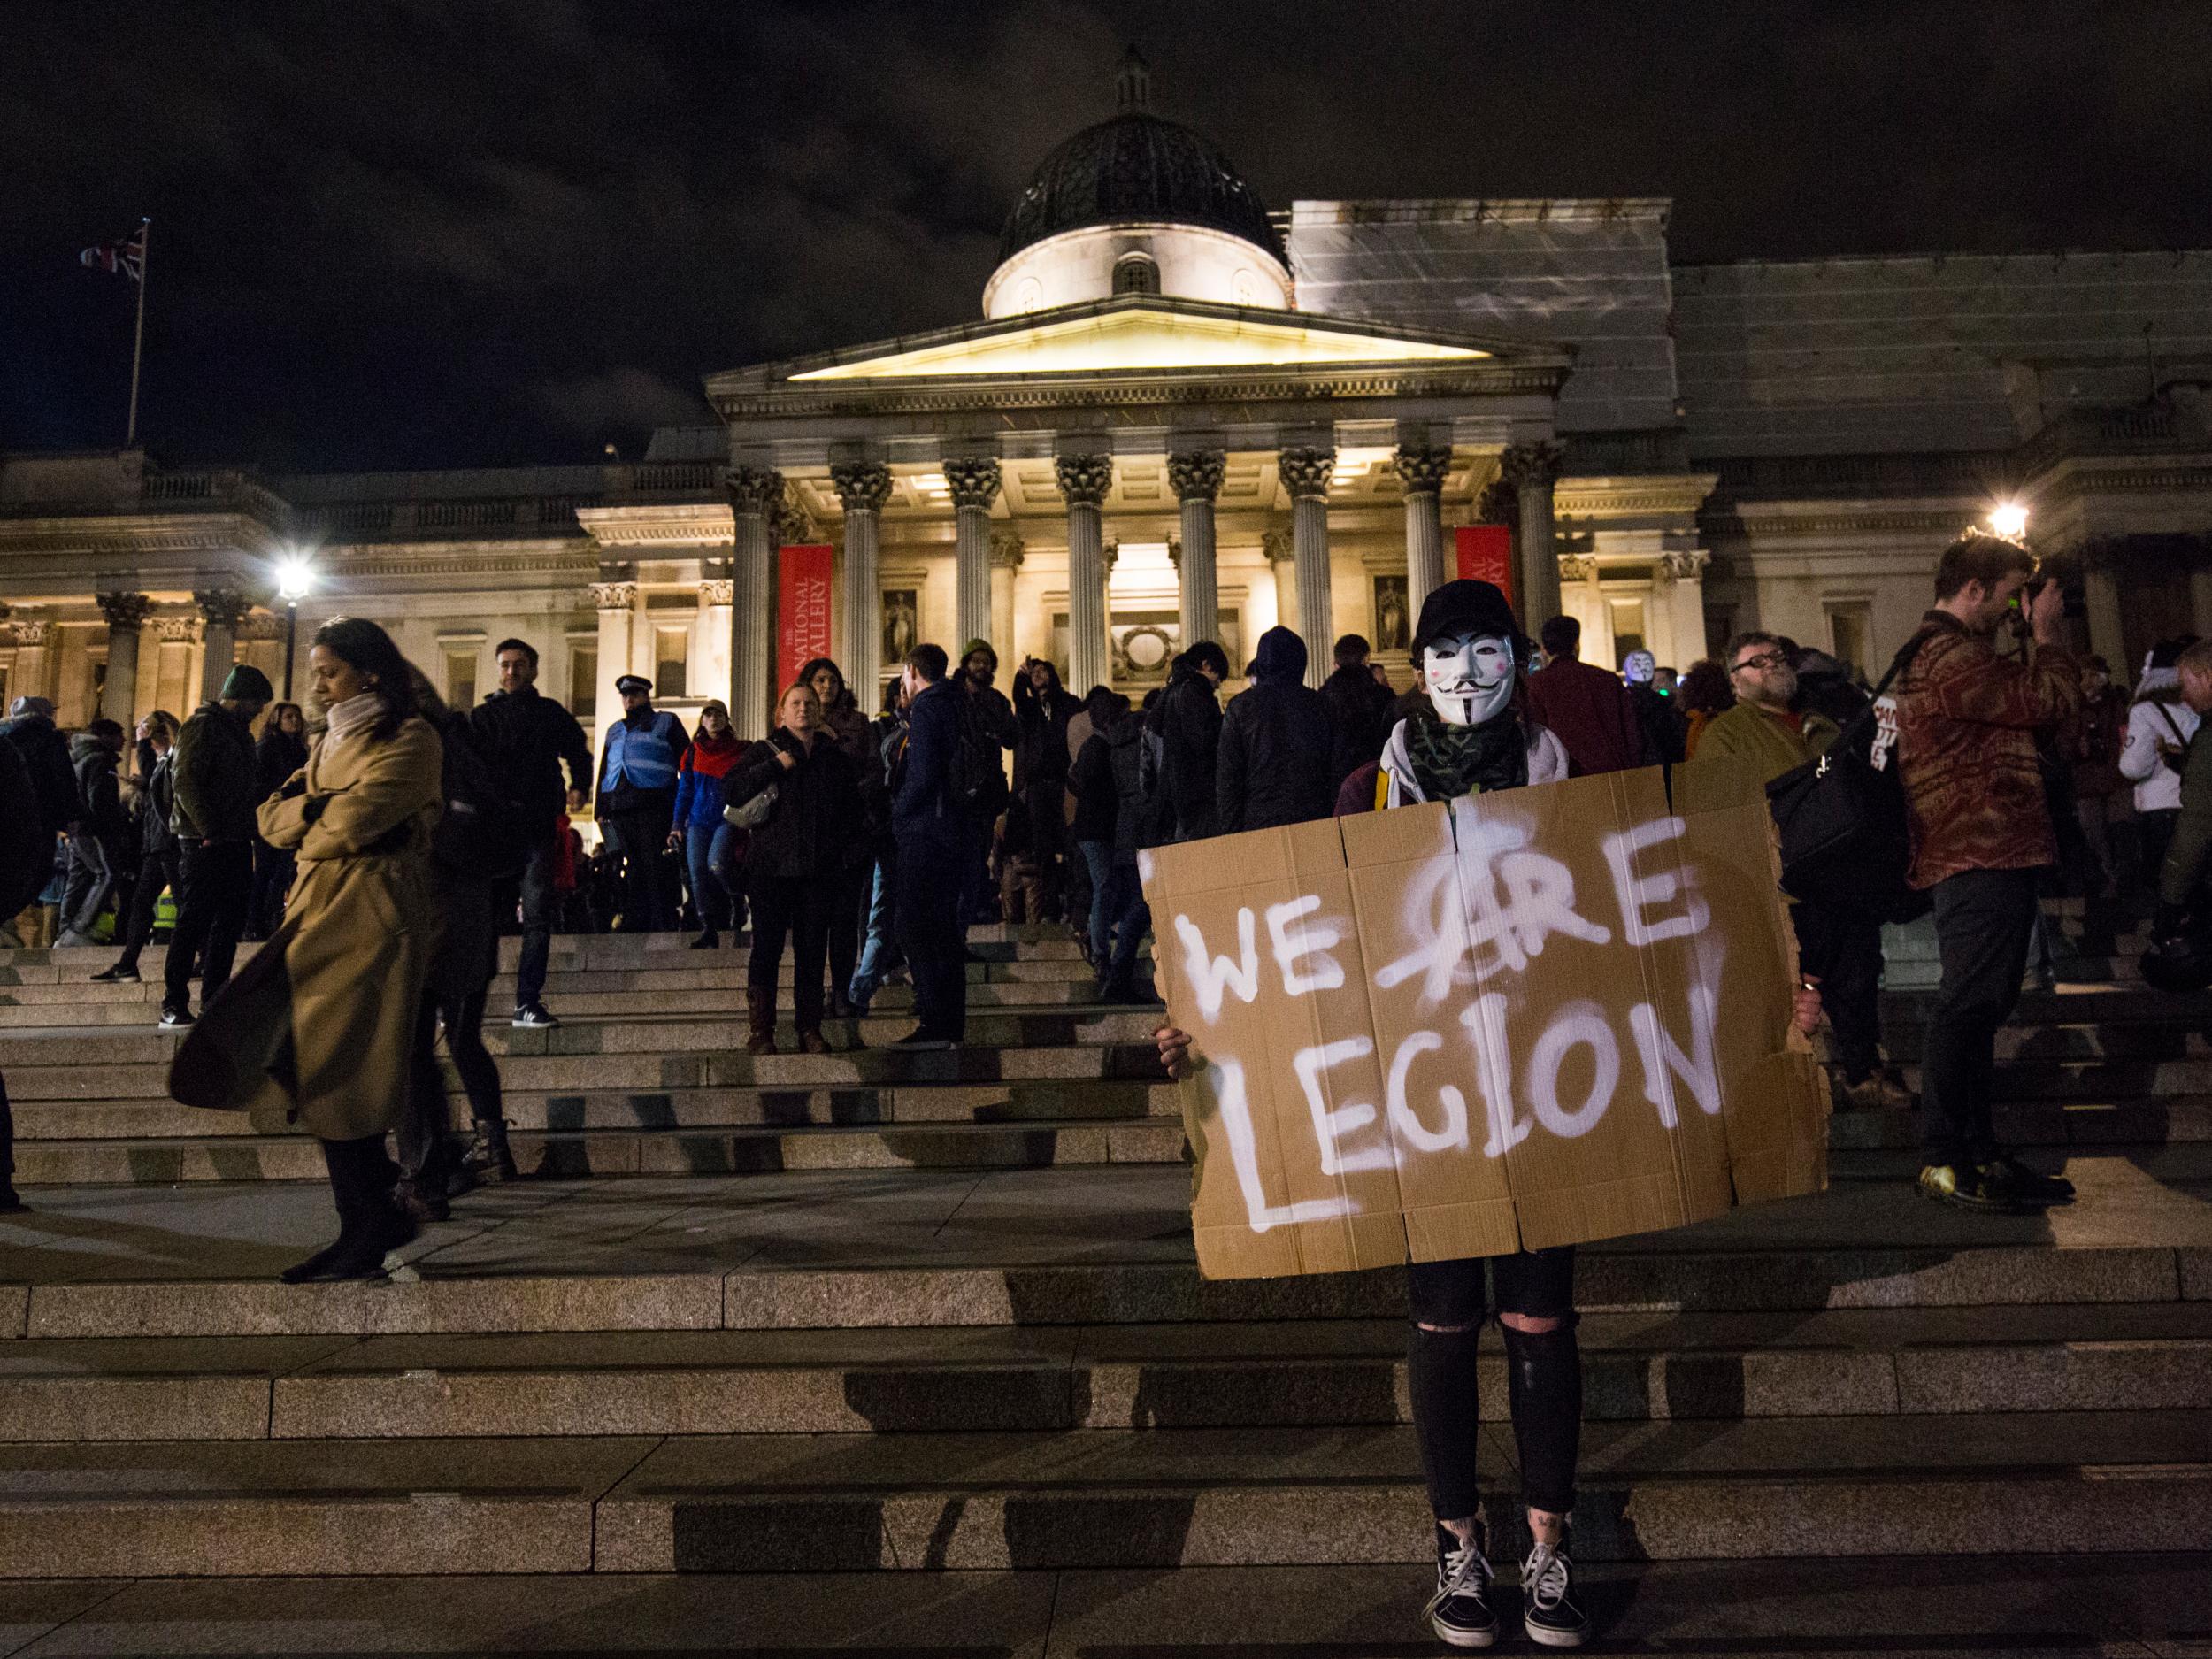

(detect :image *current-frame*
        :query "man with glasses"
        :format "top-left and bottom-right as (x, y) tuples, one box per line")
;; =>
(1701, 632), (1908, 1111)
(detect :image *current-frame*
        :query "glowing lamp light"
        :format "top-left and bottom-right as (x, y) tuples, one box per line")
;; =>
(1988, 502), (2030, 540)
(274, 560), (314, 602)
(275, 557), (315, 602)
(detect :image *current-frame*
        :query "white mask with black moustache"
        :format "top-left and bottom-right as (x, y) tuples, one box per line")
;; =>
(1421, 630), (1517, 727)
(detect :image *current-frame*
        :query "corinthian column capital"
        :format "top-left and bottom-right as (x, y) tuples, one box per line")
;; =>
(830, 460), (893, 514)
(193, 588), (250, 629)
(1167, 449), (1226, 503)
(1276, 445), (1336, 501)
(1262, 528), (1294, 566)
(1054, 453), (1113, 507)
(1475, 478), (1518, 525)
(1392, 445), (1454, 495)
(989, 530), (1026, 571)
(942, 456), (1003, 511)
(97, 592), (154, 630)
(1499, 439), (1566, 491)
(589, 580), (638, 611)
(726, 465), (785, 518)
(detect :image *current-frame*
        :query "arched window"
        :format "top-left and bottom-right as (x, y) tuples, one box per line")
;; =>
(1113, 253), (1160, 296)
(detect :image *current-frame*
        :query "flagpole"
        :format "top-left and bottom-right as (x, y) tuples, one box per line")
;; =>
(125, 218), (149, 449)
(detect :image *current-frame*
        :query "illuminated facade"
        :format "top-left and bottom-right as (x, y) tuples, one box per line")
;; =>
(8, 66), (2212, 746)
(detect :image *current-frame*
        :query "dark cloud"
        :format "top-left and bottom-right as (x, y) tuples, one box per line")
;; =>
(5, 0), (2210, 472)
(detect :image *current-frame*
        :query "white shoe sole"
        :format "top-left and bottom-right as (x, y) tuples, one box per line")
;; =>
(1525, 1618), (1588, 1648)
(1431, 1614), (1497, 1647)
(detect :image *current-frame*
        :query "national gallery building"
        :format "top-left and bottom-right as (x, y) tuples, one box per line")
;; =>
(8, 64), (2212, 745)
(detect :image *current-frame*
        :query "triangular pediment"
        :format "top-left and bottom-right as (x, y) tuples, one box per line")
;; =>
(782, 296), (1494, 383)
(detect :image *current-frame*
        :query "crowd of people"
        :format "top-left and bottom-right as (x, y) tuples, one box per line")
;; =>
(0, 527), (2196, 1651)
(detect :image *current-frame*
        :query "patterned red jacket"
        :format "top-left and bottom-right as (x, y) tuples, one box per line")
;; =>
(1893, 610), (2084, 889)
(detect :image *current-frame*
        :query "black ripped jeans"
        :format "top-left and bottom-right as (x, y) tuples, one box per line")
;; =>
(1407, 1246), (1581, 1521)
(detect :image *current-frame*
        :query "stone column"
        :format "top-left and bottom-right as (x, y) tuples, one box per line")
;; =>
(1278, 445), (1336, 688)
(989, 532), (1025, 660)
(152, 616), (197, 714)
(590, 580), (637, 745)
(1263, 529), (1296, 633)
(1655, 550), (1712, 670)
(832, 461), (893, 687)
(1501, 441), (1566, 630)
(1168, 449), (1225, 647)
(1393, 445), (1453, 620)
(96, 592), (152, 725)
(2189, 548), (2212, 644)
(697, 573), (735, 717)
(2084, 557), (2127, 672)
(944, 457), (1002, 655)
(9, 615), (50, 702)
(726, 465), (782, 740)
(194, 589), (250, 703)
(1056, 454), (1114, 691)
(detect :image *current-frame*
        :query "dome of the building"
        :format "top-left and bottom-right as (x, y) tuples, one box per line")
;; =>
(996, 61), (1284, 265)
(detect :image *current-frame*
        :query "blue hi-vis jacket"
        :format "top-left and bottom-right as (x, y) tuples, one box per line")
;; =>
(598, 709), (686, 797)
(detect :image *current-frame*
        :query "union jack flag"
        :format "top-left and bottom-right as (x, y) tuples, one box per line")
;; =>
(80, 226), (145, 281)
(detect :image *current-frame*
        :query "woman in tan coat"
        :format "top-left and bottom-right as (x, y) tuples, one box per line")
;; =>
(256, 618), (445, 1282)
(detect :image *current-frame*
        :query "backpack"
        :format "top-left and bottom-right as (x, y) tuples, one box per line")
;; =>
(1763, 635), (1931, 923)
(955, 694), (1009, 813)
(432, 714), (532, 879)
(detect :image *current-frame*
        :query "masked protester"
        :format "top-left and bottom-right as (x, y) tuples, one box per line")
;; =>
(1161, 580), (1816, 1651)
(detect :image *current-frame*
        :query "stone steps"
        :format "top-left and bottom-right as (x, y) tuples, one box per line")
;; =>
(6, 1304), (2211, 1445)
(6, 1555), (2203, 1654)
(1, 1410), (2208, 1577)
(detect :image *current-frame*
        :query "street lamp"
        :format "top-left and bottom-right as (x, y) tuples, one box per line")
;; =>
(1988, 501), (2030, 540)
(275, 557), (314, 699)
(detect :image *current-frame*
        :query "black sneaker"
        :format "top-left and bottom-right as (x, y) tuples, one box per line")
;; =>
(1992, 1154), (2075, 1205)
(1519, 1537), (1588, 1648)
(157, 1005), (195, 1029)
(90, 964), (140, 984)
(511, 1003), (559, 1029)
(1423, 1522), (1498, 1648)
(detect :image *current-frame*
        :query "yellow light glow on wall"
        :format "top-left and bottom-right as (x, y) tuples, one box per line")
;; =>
(792, 307), (1486, 381)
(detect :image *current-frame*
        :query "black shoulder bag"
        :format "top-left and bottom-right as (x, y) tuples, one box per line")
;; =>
(1763, 634), (1932, 923)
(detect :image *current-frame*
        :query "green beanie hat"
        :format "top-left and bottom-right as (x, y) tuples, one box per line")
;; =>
(960, 639), (996, 667)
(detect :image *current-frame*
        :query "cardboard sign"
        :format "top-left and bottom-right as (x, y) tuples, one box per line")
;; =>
(1455, 524), (1514, 604)
(777, 543), (834, 695)
(1141, 758), (1828, 1280)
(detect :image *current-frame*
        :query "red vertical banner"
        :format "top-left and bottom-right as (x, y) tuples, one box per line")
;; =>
(1455, 524), (1514, 605)
(777, 544), (834, 698)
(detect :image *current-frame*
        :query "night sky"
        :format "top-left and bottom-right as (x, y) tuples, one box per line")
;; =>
(10, 0), (2212, 474)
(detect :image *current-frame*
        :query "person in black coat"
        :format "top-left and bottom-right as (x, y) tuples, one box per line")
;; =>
(891, 644), (970, 1048)
(723, 682), (866, 1056)
(1012, 657), (1082, 920)
(1321, 634), (1398, 791)
(0, 697), (77, 845)
(1148, 641), (1227, 842)
(1067, 691), (1129, 975)
(1218, 626), (1338, 834)
(248, 703), (311, 939)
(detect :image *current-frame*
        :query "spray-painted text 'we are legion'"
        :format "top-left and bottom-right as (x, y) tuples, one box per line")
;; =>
(1165, 812), (1731, 1234)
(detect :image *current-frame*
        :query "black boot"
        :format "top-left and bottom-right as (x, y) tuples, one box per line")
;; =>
(280, 1137), (417, 1283)
(462, 1118), (520, 1183)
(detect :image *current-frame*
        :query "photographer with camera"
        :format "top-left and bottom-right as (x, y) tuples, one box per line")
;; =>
(1893, 533), (2085, 1213)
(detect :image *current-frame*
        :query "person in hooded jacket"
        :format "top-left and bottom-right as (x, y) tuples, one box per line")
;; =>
(0, 696), (79, 847)
(1217, 626), (1337, 834)
(0, 733), (50, 1208)
(248, 703), (311, 939)
(722, 682), (867, 1056)
(57, 719), (128, 947)
(668, 698), (746, 948)
(799, 657), (876, 1014)
(1148, 641), (1228, 841)
(1320, 634), (1398, 792)
(1012, 657), (1083, 919)
(1068, 692), (1152, 999)
(93, 712), (180, 983)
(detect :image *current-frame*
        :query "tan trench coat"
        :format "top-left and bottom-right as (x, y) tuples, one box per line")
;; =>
(173, 716), (443, 1140)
